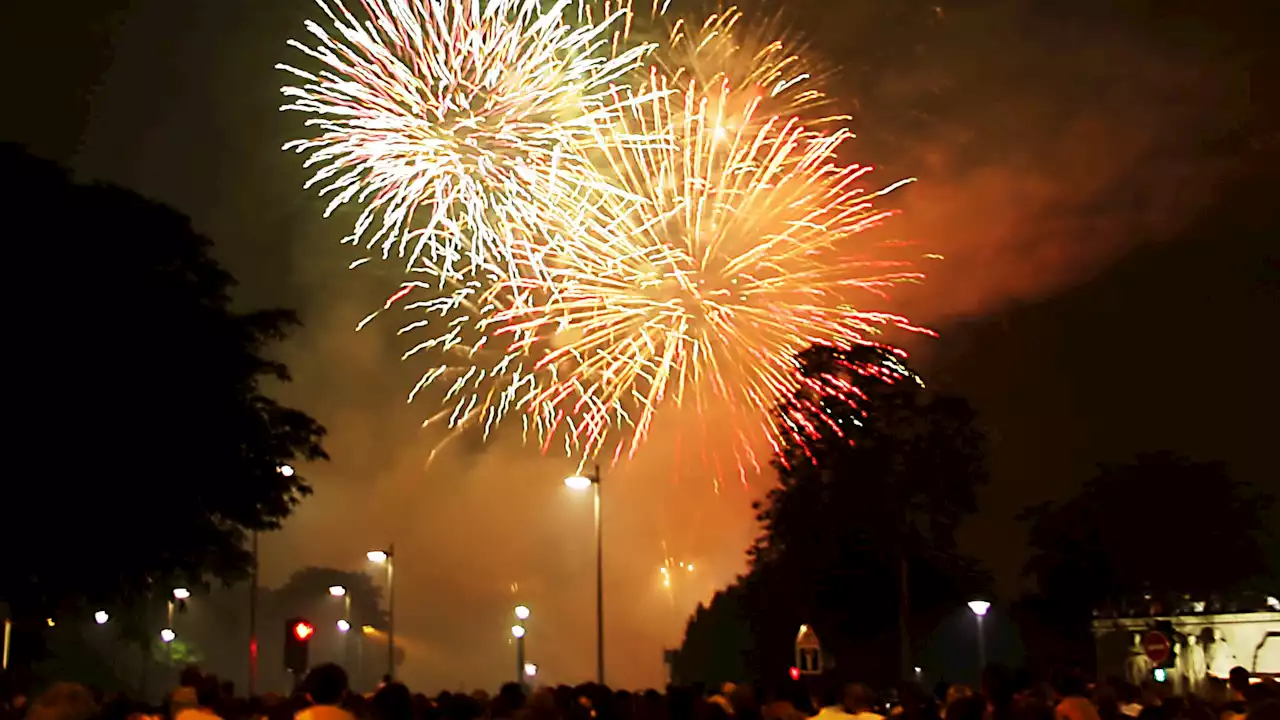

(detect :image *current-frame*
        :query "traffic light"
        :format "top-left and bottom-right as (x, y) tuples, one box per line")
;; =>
(285, 617), (314, 674)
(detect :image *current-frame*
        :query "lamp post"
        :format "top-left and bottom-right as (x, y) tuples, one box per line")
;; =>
(967, 600), (991, 679)
(330, 586), (352, 664)
(368, 546), (395, 679)
(168, 588), (189, 668)
(564, 465), (603, 684)
(513, 605), (530, 687)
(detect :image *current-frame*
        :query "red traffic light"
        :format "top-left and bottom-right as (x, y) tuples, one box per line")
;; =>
(789, 666), (801, 681)
(293, 621), (315, 641)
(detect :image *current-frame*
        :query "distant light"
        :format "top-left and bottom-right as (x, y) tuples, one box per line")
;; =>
(46, 618), (55, 628)
(361, 625), (377, 636)
(160, 628), (176, 643)
(798, 624), (809, 635)
(173, 588), (191, 600)
(514, 605), (530, 620)
(336, 620), (351, 633)
(564, 475), (593, 491)
(278, 464), (295, 477)
(511, 625), (526, 639)
(687, 564), (695, 572)
(367, 550), (389, 563)
(329, 585), (347, 597)
(1268, 596), (1279, 611)
(523, 662), (538, 677)
(967, 600), (991, 617)
(789, 667), (801, 681)
(94, 611), (109, 625)
(1154, 668), (1167, 683)
(914, 666), (922, 674)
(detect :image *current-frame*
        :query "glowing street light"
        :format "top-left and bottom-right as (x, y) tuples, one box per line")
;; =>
(514, 605), (530, 621)
(336, 619), (351, 633)
(172, 588), (191, 601)
(278, 464), (295, 477)
(329, 585), (347, 597)
(94, 611), (109, 625)
(160, 628), (176, 643)
(523, 662), (538, 678)
(967, 600), (991, 675)
(563, 464), (604, 684)
(511, 624), (526, 639)
(367, 546), (395, 679)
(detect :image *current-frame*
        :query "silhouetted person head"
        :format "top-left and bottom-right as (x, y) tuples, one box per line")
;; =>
(843, 684), (877, 714)
(371, 682), (413, 720)
(180, 666), (204, 688)
(196, 676), (222, 709)
(306, 664), (350, 706)
(1229, 668), (1251, 695)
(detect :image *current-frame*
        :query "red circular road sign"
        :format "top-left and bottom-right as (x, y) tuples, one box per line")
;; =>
(1143, 631), (1171, 665)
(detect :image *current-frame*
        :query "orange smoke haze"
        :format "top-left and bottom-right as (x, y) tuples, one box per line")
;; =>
(12, 0), (1253, 693)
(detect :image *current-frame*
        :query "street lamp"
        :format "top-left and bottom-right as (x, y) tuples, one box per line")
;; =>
(967, 600), (991, 678)
(94, 611), (109, 625)
(564, 464), (604, 684)
(523, 662), (538, 678)
(278, 464), (295, 477)
(172, 588), (191, 601)
(160, 628), (176, 643)
(330, 585), (352, 665)
(368, 546), (395, 679)
(513, 606), (530, 686)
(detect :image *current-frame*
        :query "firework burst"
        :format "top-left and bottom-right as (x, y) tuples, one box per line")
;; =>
(278, 0), (657, 277)
(372, 66), (931, 476)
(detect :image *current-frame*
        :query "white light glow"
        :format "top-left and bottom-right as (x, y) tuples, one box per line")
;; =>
(160, 628), (176, 643)
(511, 624), (526, 638)
(367, 550), (389, 563)
(514, 605), (530, 620)
(337, 619), (351, 632)
(967, 600), (991, 617)
(94, 611), (109, 625)
(329, 585), (347, 597)
(564, 475), (593, 491)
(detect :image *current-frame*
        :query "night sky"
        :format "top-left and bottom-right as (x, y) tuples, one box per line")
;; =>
(4, 0), (1276, 691)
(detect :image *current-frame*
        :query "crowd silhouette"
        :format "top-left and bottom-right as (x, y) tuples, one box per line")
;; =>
(4, 663), (1277, 720)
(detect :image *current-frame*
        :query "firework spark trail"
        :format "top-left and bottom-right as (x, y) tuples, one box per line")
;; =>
(370, 62), (932, 475)
(278, 0), (659, 278)
(654, 6), (838, 124)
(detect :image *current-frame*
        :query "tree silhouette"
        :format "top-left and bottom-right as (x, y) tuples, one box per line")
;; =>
(752, 344), (989, 683)
(1020, 451), (1275, 666)
(0, 145), (328, 655)
(676, 345), (990, 688)
(670, 585), (752, 686)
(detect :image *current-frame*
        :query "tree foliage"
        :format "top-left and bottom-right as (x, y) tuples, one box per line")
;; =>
(676, 345), (991, 688)
(0, 145), (328, 627)
(1022, 451), (1274, 618)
